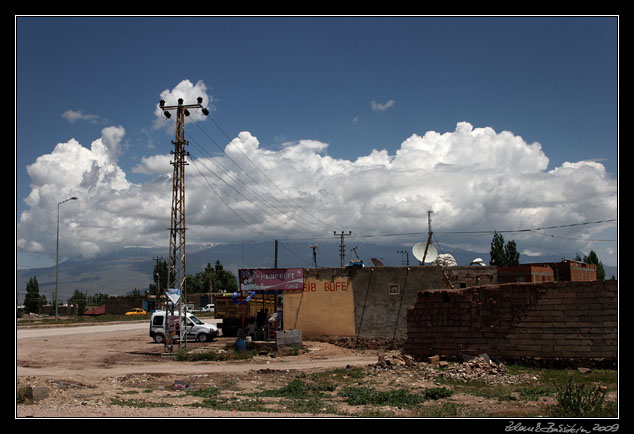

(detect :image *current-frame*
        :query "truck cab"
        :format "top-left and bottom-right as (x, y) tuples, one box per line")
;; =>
(149, 310), (218, 343)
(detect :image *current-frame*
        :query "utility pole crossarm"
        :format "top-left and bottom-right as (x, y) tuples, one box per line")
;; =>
(334, 231), (352, 267)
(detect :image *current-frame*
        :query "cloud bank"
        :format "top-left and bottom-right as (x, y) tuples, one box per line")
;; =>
(17, 115), (617, 266)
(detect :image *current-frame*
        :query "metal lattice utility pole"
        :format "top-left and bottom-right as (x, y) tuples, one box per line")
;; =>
(334, 231), (352, 267)
(159, 97), (209, 349)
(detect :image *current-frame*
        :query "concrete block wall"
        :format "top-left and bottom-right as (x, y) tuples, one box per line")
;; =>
(404, 280), (617, 366)
(284, 266), (496, 341)
(348, 266), (497, 342)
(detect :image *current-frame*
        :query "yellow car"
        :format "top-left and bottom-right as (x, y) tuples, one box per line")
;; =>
(125, 308), (147, 316)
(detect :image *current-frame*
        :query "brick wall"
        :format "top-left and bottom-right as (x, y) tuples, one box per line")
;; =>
(404, 280), (617, 367)
(105, 296), (145, 315)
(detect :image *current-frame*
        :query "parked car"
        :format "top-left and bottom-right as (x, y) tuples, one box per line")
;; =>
(149, 310), (218, 343)
(125, 308), (147, 316)
(201, 304), (215, 313)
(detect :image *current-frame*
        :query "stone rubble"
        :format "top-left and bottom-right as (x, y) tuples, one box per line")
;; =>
(371, 352), (538, 385)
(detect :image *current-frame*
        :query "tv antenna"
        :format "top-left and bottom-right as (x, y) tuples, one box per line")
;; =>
(309, 244), (318, 268)
(412, 210), (436, 265)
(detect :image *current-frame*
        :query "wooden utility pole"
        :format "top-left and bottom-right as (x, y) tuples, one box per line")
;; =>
(159, 97), (209, 350)
(152, 256), (163, 295)
(421, 210), (433, 265)
(274, 240), (279, 268)
(310, 244), (318, 268)
(334, 231), (352, 267)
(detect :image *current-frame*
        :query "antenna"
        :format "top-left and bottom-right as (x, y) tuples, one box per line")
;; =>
(412, 242), (438, 264)
(351, 246), (360, 260)
(412, 210), (437, 265)
(309, 244), (318, 268)
(371, 258), (385, 267)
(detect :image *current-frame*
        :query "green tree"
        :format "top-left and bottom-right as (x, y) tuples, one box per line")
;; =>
(24, 276), (44, 314)
(504, 239), (520, 266)
(185, 270), (207, 293)
(184, 261), (237, 293)
(68, 290), (87, 316)
(147, 259), (170, 296)
(211, 260), (237, 293)
(489, 232), (520, 267)
(88, 292), (108, 305)
(583, 250), (606, 280)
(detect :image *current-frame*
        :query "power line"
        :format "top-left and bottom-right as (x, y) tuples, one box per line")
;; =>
(188, 156), (312, 266)
(186, 139), (326, 240)
(528, 230), (616, 242)
(188, 151), (327, 242)
(191, 117), (334, 232)
(275, 219), (617, 241)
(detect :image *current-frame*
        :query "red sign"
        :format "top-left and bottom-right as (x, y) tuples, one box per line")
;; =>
(239, 268), (304, 292)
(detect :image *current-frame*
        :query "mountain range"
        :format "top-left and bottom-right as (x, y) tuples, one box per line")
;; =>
(16, 241), (617, 304)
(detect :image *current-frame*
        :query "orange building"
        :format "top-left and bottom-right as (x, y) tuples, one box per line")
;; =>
(497, 264), (554, 283)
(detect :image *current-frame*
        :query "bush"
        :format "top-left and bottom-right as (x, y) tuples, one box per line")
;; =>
(550, 378), (615, 418)
(339, 386), (451, 408)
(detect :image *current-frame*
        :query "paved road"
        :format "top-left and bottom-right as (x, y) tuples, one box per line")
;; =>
(17, 317), (224, 339)
(17, 322), (150, 339)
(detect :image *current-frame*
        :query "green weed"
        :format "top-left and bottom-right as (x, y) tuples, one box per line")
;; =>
(339, 386), (451, 408)
(550, 378), (616, 418)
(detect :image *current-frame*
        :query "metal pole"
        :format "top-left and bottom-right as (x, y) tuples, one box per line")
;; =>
(55, 203), (60, 320)
(55, 197), (77, 320)
(160, 97), (208, 350)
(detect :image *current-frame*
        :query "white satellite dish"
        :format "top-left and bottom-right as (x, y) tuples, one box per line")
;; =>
(412, 242), (438, 263)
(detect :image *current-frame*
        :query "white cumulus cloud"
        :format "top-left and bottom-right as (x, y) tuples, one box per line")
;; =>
(154, 79), (213, 129)
(17, 120), (617, 265)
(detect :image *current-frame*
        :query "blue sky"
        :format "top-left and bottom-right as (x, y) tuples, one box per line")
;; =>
(16, 16), (618, 268)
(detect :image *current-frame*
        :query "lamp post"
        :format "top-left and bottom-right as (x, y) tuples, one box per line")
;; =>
(55, 196), (78, 320)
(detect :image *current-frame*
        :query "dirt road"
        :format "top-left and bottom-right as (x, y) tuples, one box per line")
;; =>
(16, 321), (378, 417)
(18, 321), (610, 419)
(17, 322), (376, 377)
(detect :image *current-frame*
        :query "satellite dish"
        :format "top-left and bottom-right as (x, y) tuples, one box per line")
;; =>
(469, 258), (486, 266)
(371, 258), (385, 267)
(412, 242), (438, 263)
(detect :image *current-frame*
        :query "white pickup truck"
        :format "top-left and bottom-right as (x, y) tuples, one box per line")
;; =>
(149, 310), (218, 343)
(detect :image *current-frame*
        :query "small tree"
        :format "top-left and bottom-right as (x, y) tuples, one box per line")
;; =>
(24, 277), (43, 314)
(211, 260), (237, 293)
(148, 259), (170, 296)
(68, 289), (87, 316)
(583, 250), (606, 280)
(504, 240), (520, 266)
(489, 232), (520, 267)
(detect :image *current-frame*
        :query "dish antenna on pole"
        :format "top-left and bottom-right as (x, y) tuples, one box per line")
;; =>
(412, 210), (437, 265)
(413, 242), (438, 264)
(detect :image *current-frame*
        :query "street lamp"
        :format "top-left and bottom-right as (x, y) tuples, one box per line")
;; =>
(55, 196), (78, 320)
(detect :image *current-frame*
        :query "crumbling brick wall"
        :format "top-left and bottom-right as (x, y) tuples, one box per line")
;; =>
(404, 280), (617, 367)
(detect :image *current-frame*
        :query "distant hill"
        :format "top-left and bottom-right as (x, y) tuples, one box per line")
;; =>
(16, 241), (617, 303)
